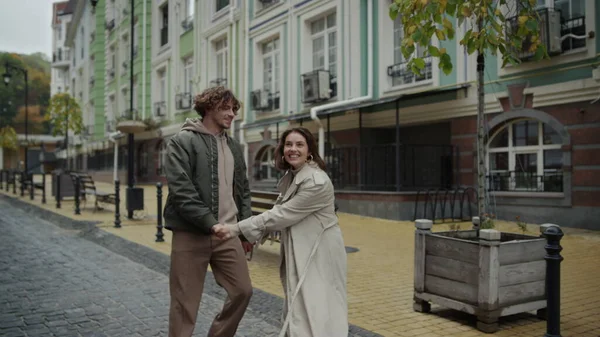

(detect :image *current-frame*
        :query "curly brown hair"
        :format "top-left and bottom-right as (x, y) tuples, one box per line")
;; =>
(274, 127), (327, 171)
(193, 86), (241, 118)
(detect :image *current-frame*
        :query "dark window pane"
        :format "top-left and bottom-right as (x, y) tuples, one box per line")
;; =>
(489, 128), (508, 148)
(515, 153), (537, 173)
(490, 152), (508, 170)
(543, 124), (561, 145)
(513, 121), (538, 146)
(544, 150), (562, 171)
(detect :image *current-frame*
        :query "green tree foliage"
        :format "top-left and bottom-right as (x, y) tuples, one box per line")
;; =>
(0, 125), (18, 150)
(388, 0), (549, 76)
(46, 93), (84, 137)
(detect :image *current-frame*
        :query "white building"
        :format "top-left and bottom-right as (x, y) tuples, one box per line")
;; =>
(50, 1), (73, 97)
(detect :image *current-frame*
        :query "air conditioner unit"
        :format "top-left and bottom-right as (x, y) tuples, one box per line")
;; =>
(546, 10), (563, 55)
(301, 70), (331, 103)
(251, 90), (270, 110)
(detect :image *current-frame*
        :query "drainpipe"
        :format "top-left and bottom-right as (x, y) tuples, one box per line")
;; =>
(310, 0), (373, 158)
(240, 0), (250, 165)
(229, 1), (237, 138)
(142, 0), (147, 119)
(108, 131), (123, 182)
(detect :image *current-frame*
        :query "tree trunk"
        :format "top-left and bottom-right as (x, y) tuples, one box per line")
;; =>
(476, 52), (487, 222)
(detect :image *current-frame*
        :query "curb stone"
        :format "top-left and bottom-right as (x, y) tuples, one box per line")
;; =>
(0, 194), (382, 337)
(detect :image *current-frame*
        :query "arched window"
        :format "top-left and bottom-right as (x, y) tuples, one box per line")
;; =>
(157, 140), (168, 176)
(255, 145), (276, 181)
(487, 119), (563, 192)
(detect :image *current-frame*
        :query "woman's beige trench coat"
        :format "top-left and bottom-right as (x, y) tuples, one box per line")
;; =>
(237, 162), (348, 337)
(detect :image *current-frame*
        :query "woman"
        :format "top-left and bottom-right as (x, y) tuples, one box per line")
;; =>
(213, 127), (348, 337)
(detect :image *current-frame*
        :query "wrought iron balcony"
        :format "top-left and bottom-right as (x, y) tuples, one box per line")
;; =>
(210, 78), (227, 87)
(175, 93), (192, 110)
(486, 171), (563, 193)
(561, 15), (586, 51)
(105, 19), (115, 31)
(107, 68), (115, 81)
(387, 57), (433, 86)
(105, 120), (116, 133)
(121, 109), (139, 121)
(154, 101), (166, 117)
(251, 89), (280, 112)
(181, 16), (193, 32)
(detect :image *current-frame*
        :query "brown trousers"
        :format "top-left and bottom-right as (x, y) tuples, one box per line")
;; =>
(168, 231), (253, 337)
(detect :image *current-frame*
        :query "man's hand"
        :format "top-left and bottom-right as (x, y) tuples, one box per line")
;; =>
(212, 223), (241, 240)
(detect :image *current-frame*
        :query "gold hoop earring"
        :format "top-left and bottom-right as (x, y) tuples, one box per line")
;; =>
(307, 154), (314, 162)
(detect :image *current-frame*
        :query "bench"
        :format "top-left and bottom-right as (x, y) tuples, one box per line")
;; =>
(69, 172), (117, 211)
(248, 190), (282, 258)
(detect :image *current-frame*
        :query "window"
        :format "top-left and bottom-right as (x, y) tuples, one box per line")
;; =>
(311, 13), (337, 97)
(255, 146), (277, 180)
(80, 27), (84, 59)
(57, 25), (62, 40)
(214, 38), (228, 86)
(487, 119), (563, 192)
(262, 38), (280, 110)
(122, 34), (129, 72)
(160, 4), (169, 47)
(132, 77), (138, 111)
(390, 16), (432, 87)
(216, 0), (229, 13)
(183, 58), (194, 94)
(187, 0), (194, 17)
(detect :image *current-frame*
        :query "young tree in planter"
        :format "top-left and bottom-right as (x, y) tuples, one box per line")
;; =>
(389, 0), (548, 223)
(45, 92), (84, 170)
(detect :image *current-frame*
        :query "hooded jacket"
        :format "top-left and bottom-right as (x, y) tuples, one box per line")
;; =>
(163, 118), (252, 235)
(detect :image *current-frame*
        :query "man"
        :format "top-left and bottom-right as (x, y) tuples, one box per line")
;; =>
(163, 86), (254, 337)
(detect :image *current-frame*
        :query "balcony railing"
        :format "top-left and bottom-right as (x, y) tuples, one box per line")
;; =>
(105, 120), (116, 133)
(387, 57), (433, 86)
(181, 16), (193, 32)
(107, 68), (115, 81)
(160, 27), (168, 46)
(175, 93), (192, 110)
(52, 49), (70, 63)
(251, 89), (280, 112)
(486, 171), (563, 193)
(210, 78), (227, 87)
(121, 109), (139, 121)
(154, 102), (166, 117)
(105, 19), (115, 31)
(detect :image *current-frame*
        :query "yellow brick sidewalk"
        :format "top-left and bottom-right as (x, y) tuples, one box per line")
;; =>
(2, 176), (600, 337)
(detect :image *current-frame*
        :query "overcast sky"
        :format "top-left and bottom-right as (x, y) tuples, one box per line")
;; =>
(0, 0), (57, 57)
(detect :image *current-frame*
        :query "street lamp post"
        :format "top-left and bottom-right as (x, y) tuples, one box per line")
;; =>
(3, 63), (29, 175)
(91, 0), (136, 219)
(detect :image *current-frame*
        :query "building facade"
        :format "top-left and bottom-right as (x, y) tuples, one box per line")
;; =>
(52, 0), (600, 230)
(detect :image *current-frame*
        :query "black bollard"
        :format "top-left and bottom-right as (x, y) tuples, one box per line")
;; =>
(29, 173), (34, 200)
(41, 171), (46, 204)
(0, 170), (3, 190)
(114, 179), (121, 228)
(12, 172), (16, 194)
(543, 225), (564, 337)
(74, 176), (81, 215)
(20, 172), (24, 197)
(155, 182), (164, 242)
(56, 173), (61, 209)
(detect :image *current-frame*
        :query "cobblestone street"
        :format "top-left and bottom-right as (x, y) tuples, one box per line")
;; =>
(0, 198), (281, 337)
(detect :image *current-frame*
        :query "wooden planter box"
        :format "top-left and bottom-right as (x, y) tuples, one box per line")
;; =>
(413, 219), (547, 333)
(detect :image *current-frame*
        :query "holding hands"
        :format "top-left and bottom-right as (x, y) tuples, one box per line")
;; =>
(212, 223), (241, 240)
(213, 223), (254, 253)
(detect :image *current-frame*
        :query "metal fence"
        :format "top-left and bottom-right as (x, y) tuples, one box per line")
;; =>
(326, 143), (454, 191)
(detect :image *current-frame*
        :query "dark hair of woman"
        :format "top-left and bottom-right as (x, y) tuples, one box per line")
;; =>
(274, 127), (327, 171)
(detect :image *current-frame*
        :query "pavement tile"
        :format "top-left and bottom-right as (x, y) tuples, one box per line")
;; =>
(2, 177), (600, 336)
